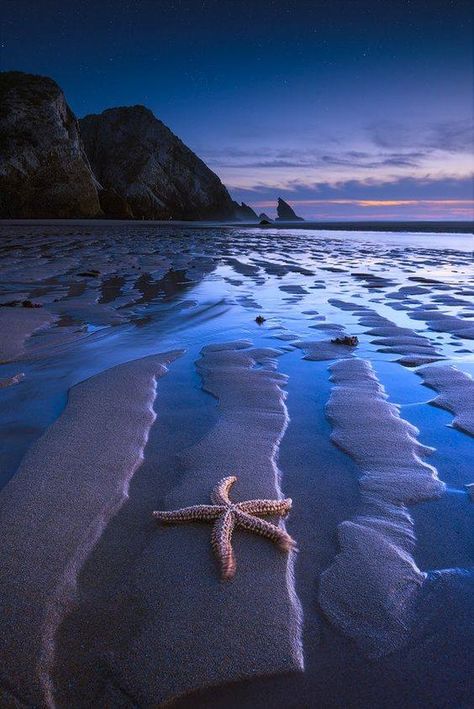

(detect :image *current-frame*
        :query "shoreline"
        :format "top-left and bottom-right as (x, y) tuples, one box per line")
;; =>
(0, 218), (472, 233)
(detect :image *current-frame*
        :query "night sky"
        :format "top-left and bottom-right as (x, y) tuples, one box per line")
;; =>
(1, 0), (473, 220)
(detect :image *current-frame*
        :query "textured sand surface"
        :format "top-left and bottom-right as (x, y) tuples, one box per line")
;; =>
(295, 338), (356, 362)
(409, 305), (474, 340)
(102, 342), (303, 705)
(418, 364), (474, 436)
(329, 299), (444, 366)
(0, 223), (472, 708)
(0, 308), (55, 362)
(319, 358), (445, 658)
(0, 351), (181, 707)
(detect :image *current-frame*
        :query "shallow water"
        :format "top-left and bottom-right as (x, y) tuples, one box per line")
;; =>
(0, 223), (473, 707)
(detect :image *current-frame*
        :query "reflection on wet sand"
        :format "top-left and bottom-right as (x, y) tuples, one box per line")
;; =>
(0, 223), (472, 708)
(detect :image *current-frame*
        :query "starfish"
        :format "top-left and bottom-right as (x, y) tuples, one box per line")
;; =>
(153, 476), (295, 579)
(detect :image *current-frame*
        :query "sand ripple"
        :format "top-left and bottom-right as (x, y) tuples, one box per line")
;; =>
(418, 364), (474, 437)
(0, 351), (181, 706)
(319, 358), (445, 658)
(104, 341), (303, 705)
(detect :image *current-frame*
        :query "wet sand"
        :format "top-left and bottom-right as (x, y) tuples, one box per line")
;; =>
(0, 352), (181, 705)
(0, 222), (472, 707)
(0, 307), (55, 362)
(96, 343), (303, 705)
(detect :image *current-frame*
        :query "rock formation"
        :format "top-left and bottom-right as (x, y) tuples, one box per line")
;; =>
(233, 202), (259, 221)
(80, 106), (236, 221)
(0, 71), (101, 218)
(258, 212), (273, 222)
(97, 187), (134, 220)
(0, 71), (265, 222)
(276, 197), (304, 221)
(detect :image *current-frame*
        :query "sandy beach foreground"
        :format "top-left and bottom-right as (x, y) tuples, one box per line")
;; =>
(0, 222), (472, 708)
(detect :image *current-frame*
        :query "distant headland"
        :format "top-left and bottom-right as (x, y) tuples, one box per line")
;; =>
(0, 71), (304, 223)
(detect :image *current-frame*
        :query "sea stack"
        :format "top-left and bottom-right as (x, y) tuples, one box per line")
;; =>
(0, 71), (101, 218)
(234, 202), (259, 221)
(276, 197), (304, 221)
(80, 106), (237, 221)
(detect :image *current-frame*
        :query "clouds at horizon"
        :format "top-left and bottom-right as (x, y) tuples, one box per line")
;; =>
(228, 174), (473, 220)
(198, 114), (473, 219)
(202, 117), (473, 219)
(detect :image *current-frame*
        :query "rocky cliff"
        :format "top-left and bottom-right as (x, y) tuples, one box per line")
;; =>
(276, 197), (304, 221)
(0, 72), (101, 218)
(80, 106), (236, 220)
(0, 71), (284, 223)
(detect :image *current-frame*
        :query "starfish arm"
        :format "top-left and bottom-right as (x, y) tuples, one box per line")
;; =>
(211, 475), (237, 505)
(153, 505), (222, 523)
(237, 498), (292, 517)
(211, 510), (236, 579)
(235, 510), (296, 552)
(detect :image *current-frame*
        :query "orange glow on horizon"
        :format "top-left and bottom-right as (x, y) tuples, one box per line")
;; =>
(253, 199), (474, 209)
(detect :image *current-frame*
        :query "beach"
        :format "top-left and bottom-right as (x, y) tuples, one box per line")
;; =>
(0, 221), (472, 708)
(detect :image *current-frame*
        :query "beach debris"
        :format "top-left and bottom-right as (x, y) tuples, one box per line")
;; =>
(255, 315), (266, 325)
(153, 475), (295, 580)
(0, 299), (42, 308)
(78, 269), (101, 277)
(331, 335), (359, 346)
(466, 483), (474, 502)
(0, 372), (25, 388)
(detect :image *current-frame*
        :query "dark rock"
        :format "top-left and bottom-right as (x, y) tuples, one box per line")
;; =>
(80, 106), (236, 221)
(255, 315), (266, 325)
(4, 300), (42, 308)
(258, 212), (273, 222)
(233, 202), (259, 221)
(259, 219), (272, 225)
(98, 187), (134, 219)
(78, 270), (101, 278)
(275, 197), (304, 222)
(0, 71), (101, 218)
(331, 335), (359, 346)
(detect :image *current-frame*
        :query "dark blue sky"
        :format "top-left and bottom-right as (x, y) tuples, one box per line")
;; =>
(2, 0), (473, 219)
